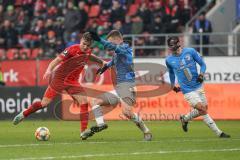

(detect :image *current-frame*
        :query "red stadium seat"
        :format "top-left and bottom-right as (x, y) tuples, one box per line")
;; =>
(6, 48), (19, 60)
(19, 48), (31, 58)
(31, 48), (42, 59)
(88, 5), (100, 18)
(0, 49), (5, 59)
(127, 4), (139, 16)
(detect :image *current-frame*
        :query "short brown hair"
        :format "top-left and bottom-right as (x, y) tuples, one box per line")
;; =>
(82, 32), (93, 43)
(106, 30), (123, 39)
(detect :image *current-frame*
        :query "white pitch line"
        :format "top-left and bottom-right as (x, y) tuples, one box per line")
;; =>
(0, 138), (239, 148)
(8, 148), (240, 160)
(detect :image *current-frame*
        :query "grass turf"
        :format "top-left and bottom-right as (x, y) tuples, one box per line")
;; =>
(0, 120), (239, 160)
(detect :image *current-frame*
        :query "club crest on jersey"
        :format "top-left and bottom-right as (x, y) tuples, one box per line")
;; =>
(185, 54), (191, 61)
(63, 50), (68, 56)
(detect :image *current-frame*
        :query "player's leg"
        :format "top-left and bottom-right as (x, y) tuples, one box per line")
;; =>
(120, 97), (152, 141)
(89, 92), (117, 132)
(117, 82), (152, 141)
(71, 93), (89, 132)
(13, 86), (56, 125)
(182, 87), (230, 137)
(180, 91), (201, 132)
(197, 88), (230, 138)
(67, 85), (92, 140)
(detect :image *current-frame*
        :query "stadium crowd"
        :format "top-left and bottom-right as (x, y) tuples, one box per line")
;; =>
(0, 0), (213, 60)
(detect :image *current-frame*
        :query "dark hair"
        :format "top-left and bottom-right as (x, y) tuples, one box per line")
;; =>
(82, 32), (93, 43)
(106, 30), (123, 39)
(167, 36), (180, 51)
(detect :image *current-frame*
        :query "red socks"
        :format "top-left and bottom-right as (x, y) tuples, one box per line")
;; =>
(23, 101), (43, 117)
(80, 103), (89, 132)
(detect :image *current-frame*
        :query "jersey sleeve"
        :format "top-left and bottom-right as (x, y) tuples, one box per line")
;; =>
(58, 47), (75, 60)
(100, 38), (127, 54)
(191, 48), (206, 74)
(165, 59), (175, 87)
(106, 59), (114, 67)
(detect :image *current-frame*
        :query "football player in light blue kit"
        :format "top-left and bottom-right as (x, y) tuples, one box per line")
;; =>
(165, 37), (230, 138)
(81, 30), (152, 140)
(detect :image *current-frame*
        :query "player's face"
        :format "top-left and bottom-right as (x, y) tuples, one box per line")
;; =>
(80, 39), (91, 51)
(108, 37), (122, 45)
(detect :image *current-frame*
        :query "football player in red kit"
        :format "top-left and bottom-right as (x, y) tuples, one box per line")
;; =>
(13, 32), (106, 140)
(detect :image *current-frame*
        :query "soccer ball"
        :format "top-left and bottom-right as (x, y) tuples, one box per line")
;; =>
(35, 127), (50, 141)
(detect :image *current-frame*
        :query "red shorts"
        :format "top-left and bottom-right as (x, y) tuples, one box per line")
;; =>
(43, 84), (85, 100)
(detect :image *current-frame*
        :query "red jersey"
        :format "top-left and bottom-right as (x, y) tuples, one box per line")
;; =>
(50, 44), (92, 89)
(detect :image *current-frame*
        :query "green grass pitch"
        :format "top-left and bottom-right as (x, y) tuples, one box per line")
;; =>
(0, 120), (239, 160)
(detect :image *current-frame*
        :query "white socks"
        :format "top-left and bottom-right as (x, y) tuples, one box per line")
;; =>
(92, 105), (104, 126)
(132, 113), (150, 133)
(203, 114), (222, 136)
(184, 109), (200, 122)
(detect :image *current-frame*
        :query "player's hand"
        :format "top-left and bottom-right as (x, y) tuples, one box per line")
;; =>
(96, 64), (109, 75)
(197, 74), (204, 83)
(173, 86), (181, 93)
(89, 32), (100, 42)
(43, 70), (51, 80)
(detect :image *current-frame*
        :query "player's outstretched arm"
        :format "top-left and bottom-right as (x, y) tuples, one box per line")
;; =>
(89, 32), (126, 54)
(89, 54), (106, 66)
(166, 60), (180, 92)
(192, 49), (206, 74)
(96, 60), (114, 75)
(191, 49), (206, 83)
(43, 56), (62, 80)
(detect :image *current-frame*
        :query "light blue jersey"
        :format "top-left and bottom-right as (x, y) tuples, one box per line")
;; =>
(165, 48), (206, 94)
(100, 38), (135, 84)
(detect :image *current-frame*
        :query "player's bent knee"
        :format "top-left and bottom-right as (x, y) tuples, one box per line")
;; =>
(91, 98), (103, 107)
(122, 97), (135, 106)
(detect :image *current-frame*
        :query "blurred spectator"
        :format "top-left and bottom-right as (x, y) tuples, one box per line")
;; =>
(30, 18), (45, 48)
(92, 26), (107, 52)
(122, 16), (132, 34)
(20, 51), (28, 60)
(102, 21), (111, 34)
(109, 0), (126, 23)
(78, 1), (88, 32)
(87, 19), (98, 32)
(44, 30), (57, 57)
(100, 0), (112, 10)
(131, 16), (143, 34)
(152, 1), (166, 19)
(193, 0), (207, 11)
(45, 18), (55, 31)
(150, 16), (166, 45)
(63, 1), (81, 42)
(99, 9), (111, 25)
(180, 0), (192, 25)
(0, 62), (5, 86)
(0, 20), (18, 49)
(113, 21), (123, 33)
(46, 6), (58, 19)
(34, 0), (47, 15)
(164, 0), (181, 33)
(193, 12), (212, 56)
(137, 3), (153, 32)
(4, 5), (17, 23)
(0, 5), (4, 25)
(150, 16), (166, 34)
(0, 0), (213, 58)
(15, 9), (30, 35)
(66, 32), (79, 47)
(21, 0), (35, 18)
(13, 51), (20, 60)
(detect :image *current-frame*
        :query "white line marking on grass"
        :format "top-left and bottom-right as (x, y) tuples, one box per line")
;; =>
(0, 138), (240, 148)
(8, 148), (240, 160)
